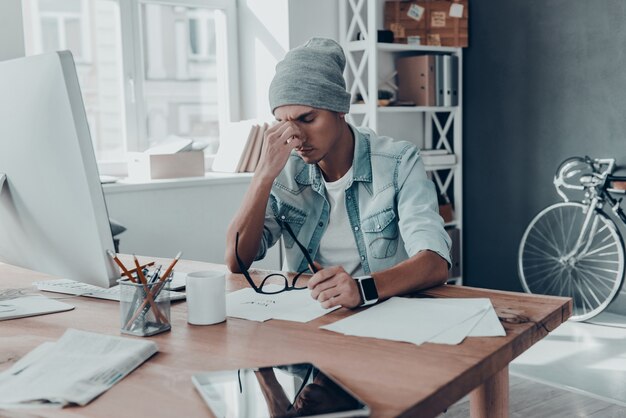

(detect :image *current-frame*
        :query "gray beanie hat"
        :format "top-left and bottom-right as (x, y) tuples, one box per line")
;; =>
(269, 38), (351, 114)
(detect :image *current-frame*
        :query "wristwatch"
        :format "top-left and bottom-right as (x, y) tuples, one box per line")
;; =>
(354, 275), (379, 306)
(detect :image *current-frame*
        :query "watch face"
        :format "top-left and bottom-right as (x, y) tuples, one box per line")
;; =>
(361, 278), (378, 301)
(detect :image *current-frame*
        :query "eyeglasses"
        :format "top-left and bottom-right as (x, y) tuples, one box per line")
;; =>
(235, 223), (318, 295)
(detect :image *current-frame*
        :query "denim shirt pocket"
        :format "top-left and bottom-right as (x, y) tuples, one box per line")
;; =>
(276, 203), (308, 248)
(361, 207), (399, 259)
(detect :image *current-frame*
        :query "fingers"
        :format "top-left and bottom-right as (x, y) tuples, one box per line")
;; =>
(308, 266), (362, 309)
(266, 121), (303, 147)
(307, 265), (342, 290)
(255, 122), (304, 180)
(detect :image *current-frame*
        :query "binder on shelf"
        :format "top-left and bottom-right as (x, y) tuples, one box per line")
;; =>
(452, 55), (459, 105)
(396, 55), (436, 106)
(442, 55), (459, 107)
(436, 55), (445, 106)
(443, 55), (453, 106)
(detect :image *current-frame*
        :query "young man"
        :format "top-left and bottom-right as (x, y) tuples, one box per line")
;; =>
(225, 38), (450, 309)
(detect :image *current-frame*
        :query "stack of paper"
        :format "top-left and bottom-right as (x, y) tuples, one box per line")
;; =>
(226, 284), (338, 323)
(321, 297), (505, 345)
(0, 329), (158, 409)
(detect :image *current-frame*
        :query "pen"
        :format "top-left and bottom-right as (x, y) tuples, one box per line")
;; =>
(149, 265), (162, 284)
(106, 249), (136, 283)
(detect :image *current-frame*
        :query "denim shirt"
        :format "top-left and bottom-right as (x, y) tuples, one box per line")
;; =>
(255, 124), (451, 274)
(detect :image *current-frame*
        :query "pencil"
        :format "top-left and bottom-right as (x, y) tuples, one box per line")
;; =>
(158, 251), (182, 283)
(106, 249), (136, 283)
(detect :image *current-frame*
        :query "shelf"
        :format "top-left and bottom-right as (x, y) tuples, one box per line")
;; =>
(346, 40), (461, 54)
(350, 103), (457, 114)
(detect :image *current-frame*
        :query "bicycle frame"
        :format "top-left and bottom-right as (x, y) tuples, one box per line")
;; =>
(555, 157), (626, 261)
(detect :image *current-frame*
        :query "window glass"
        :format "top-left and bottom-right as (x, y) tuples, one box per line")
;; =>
(141, 4), (220, 152)
(64, 19), (83, 56)
(23, 0), (126, 161)
(22, 0), (232, 164)
(40, 18), (60, 52)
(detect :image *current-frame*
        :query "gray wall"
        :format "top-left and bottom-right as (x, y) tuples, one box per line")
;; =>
(464, 1), (626, 292)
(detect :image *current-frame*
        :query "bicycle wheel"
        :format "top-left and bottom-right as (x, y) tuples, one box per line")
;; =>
(519, 202), (625, 321)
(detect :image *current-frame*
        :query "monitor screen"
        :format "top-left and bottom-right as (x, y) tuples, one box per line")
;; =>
(0, 51), (118, 287)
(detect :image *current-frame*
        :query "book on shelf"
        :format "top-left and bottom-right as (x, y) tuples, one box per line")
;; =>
(420, 149), (456, 166)
(246, 123), (269, 173)
(212, 120), (269, 173)
(236, 124), (259, 173)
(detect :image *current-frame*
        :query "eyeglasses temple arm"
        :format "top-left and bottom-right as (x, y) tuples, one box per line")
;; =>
(235, 232), (262, 292)
(283, 223), (318, 273)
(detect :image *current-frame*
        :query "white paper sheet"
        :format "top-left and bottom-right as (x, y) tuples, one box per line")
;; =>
(226, 285), (337, 323)
(321, 297), (505, 346)
(0, 329), (157, 409)
(428, 298), (506, 344)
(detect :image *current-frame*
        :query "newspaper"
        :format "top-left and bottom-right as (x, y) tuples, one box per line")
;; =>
(0, 328), (158, 409)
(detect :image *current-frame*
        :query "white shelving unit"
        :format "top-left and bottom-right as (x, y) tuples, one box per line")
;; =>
(339, 0), (464, 284)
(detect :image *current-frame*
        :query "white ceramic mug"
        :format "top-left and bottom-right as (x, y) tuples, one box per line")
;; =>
(186, 271), (226, 325)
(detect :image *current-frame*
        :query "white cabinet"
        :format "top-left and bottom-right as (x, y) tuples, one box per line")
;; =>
(339, 0), (463, 283)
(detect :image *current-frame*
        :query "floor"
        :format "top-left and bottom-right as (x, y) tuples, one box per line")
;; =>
(443, 317), (626, 417)
(443, 375), (626, 417)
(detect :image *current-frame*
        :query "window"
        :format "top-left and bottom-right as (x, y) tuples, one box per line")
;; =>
(22, 0), (239, 170)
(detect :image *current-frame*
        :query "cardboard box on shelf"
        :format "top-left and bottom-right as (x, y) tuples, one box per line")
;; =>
(127, 150), (205, 181)
(384, 0), (468, 47)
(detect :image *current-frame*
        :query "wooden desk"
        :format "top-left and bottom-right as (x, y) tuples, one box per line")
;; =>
(0, 259), (571, 418)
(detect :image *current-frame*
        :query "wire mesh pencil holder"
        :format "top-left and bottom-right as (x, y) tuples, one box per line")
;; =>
(118, 276), (172, 337)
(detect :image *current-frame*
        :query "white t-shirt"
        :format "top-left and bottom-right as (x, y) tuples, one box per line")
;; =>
(315, 167), (364, 276)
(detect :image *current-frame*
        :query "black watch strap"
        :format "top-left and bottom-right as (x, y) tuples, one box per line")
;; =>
(355, 275), (378, 306)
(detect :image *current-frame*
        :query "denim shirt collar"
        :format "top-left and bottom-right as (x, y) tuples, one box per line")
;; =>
(294, 124), (372, 188)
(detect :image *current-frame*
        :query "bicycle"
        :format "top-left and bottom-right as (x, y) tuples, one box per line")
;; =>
(518, 156), (626, 321)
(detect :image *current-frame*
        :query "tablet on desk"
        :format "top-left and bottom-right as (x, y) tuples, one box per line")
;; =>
(192, 362), (370, 418)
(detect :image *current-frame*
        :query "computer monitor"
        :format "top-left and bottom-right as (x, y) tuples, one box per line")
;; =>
(0, 51), (118, 287)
